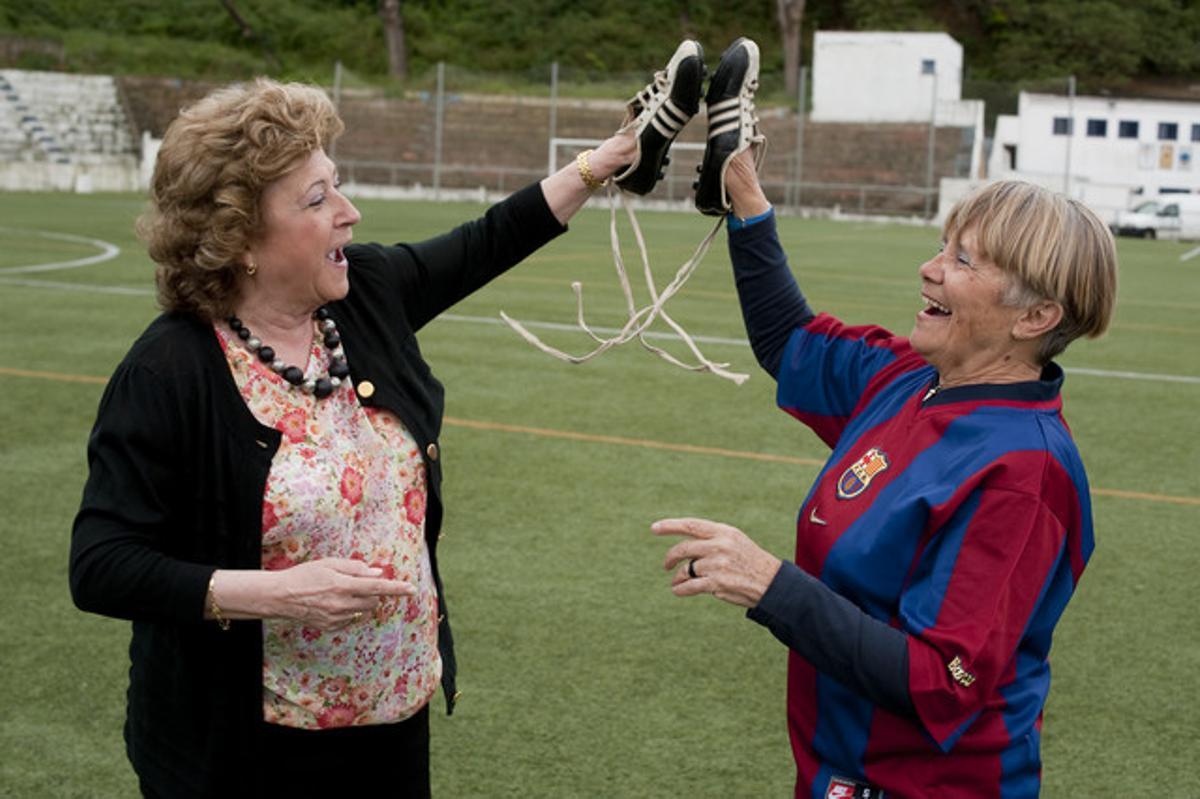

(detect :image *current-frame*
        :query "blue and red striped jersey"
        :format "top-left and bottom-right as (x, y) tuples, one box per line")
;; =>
(778, 313), (1093, 799)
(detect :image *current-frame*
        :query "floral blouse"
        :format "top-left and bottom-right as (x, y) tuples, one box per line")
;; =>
(216, 322), (441, 729)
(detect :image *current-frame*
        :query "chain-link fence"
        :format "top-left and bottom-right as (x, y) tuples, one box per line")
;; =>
(108, 64), (1147, 218)
(322, 60), (985, 218)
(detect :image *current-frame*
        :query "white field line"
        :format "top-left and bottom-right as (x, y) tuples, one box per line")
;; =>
(0, 228), (121, 274)
(1063, 367), (1200, 384)
(0, 275), (1194, 386)
(438, 313), (1200, 386)
(0, 276), (149, 295)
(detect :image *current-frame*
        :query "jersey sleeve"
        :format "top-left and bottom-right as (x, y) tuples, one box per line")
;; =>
(748, 560), (915, 717)
(776, 314), (924, 447)
(900, 477), (1081, 751)
(726, 212), (814, 376)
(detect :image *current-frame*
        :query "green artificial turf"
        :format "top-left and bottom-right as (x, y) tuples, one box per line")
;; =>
(0, 190), (1196, 797)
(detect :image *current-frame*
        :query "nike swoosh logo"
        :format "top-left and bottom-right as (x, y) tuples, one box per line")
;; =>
(809, 507), (827, 526)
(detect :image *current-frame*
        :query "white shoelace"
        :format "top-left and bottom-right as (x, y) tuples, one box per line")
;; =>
(500, 182), (748, 385)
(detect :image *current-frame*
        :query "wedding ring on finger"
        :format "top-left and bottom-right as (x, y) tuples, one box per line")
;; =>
(352, 611), (364, 623)
(687, 559), (698, 579)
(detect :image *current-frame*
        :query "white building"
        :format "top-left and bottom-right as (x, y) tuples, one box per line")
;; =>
(989, 92), (1200, 221)
(811, 31), (985, 179)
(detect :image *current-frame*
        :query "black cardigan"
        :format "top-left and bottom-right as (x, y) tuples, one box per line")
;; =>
(69, 182), (565, 796)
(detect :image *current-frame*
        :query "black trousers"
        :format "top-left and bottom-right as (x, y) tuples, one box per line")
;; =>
(140, 707), (431, 798)
(258, 707), (431, 797)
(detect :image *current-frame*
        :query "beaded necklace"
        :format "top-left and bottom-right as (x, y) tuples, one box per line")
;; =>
(227, 307), (350, 399)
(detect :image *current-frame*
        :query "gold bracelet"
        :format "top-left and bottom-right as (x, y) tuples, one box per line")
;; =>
(207, 573), (231, 631)
(576, 149), (605, 191)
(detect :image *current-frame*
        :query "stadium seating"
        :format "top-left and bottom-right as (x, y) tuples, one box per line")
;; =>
(0, 69), (135, 165)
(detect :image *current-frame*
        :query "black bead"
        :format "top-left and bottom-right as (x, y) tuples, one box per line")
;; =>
(328, 358), (350, 379)
(227, 314), (343, 400)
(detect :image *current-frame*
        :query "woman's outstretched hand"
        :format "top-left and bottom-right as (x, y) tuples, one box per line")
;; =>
(540, 127), (638, 225)
(653, 517), (781, 608)
(725, 149), (771, 219)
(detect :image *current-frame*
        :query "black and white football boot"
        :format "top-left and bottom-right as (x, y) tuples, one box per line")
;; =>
(694, 37), (767, 216)
(614, 40), (706, 195)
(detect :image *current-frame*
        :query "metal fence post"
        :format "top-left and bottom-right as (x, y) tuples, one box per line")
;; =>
(790, 65), (807, 208)
(433, 61), (444, 199)
(924, 62), (937, 220)
(548, 61), (558, 176)
(330, 60), (343, 160)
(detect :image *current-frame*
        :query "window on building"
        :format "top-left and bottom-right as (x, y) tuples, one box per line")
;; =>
(1003, 144), (1017, 171)
(1158, 122), (1178, 141)
(1086, 119), (1107, 137)
(1052, 117), (1073, 135)
(1119, 120), (1139, 139)
(1192, 124), (1200, 142)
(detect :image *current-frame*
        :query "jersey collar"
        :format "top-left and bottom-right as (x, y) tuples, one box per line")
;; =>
(923, 362), (1064, 407)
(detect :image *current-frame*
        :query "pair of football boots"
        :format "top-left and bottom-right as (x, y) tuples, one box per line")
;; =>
(612, 38), (767, 216)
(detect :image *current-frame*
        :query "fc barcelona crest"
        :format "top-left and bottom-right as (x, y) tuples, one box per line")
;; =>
(837, 447), (889, 499)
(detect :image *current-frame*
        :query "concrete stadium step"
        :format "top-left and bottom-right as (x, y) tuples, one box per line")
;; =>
(0, 68), (136, 163)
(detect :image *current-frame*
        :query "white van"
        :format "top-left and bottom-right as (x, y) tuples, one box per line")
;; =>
(1111, 195), (1200, 240)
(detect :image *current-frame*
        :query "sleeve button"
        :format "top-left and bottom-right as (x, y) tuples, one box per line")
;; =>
(426, 442), (439, 461)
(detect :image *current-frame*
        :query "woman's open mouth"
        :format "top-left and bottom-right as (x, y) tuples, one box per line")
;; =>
(326, 247), (348, 268)
(921, 294), (951, 317)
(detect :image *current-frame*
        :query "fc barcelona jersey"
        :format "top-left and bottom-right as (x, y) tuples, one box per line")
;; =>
(776, 313), (1093, 799)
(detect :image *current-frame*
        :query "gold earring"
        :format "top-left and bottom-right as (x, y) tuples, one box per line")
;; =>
(246, 261), (257, 276)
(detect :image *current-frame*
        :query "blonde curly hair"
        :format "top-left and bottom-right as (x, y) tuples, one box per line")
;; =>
(138, 78), (345, 319)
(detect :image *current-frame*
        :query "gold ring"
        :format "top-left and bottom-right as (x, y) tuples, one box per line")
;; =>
(352, 611), (364, 623)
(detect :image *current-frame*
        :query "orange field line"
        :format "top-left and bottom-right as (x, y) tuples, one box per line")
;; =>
(1, 366), (107, 384)
(1088, 487), (1200, 506)
(4, 366), (1197, 506)
(445, 416), (1200, 506)
(443, 416), (826, 467)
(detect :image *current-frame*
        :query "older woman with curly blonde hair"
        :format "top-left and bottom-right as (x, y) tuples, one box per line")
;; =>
(140, 80), (349, 320)
(70, 76), (637, 797)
